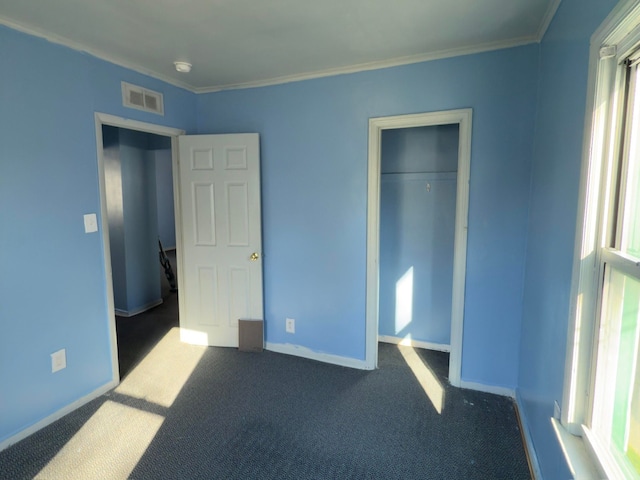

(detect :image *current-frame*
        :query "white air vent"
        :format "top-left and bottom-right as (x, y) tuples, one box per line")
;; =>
(121, 82), (164, 115)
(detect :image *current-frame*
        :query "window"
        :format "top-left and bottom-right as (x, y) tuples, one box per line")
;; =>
(586, 55), (640, 479)
(565, 2), (640, 478)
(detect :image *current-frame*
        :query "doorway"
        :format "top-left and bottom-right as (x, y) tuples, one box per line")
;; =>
(365, 109), (472, 386)
(378, 123), (459, 351)
(102, 124), (177, 378)
(95, 113), (185, 384)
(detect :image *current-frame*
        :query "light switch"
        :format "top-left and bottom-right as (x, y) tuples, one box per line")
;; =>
(84, 213), (98, 233)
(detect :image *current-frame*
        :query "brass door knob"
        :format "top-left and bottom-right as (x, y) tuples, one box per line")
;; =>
(250, 252), (260, 261)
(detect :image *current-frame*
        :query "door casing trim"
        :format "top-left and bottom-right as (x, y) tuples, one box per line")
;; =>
(94, 112), (185, 385)
(365, 108), (472, 386)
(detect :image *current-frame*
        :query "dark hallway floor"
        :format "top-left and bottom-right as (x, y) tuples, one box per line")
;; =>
(116, 249), (178, 379)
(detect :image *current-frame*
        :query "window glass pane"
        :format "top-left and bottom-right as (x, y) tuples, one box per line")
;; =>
(598, 268), (640, 474)
(630, 361), (640, 473)
(622, 66), (640, 259)
(622, 158), (640, 258)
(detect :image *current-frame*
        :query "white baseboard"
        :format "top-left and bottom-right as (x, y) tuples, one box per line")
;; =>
(265, 342), (372, 370)
(378, 335), (451, 352)
(0, 380), (117, 453)
(459, 380), (515, 398)
(115, 298), (163, 317)
(515, 390), (543, 480)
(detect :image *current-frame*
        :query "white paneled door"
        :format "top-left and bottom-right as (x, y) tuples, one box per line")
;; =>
(178, 134), (262, 347)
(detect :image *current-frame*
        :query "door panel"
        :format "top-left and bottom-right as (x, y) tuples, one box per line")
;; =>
(226, 182), (250, 246)
(178, 134), (262, 347)
(193, 183), (216, 245)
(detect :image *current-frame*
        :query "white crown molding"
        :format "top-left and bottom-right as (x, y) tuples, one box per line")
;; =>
(0, 16), (196, 93)
(536, 0), (562, 42)
(1, 13), (540, 94)
(195, 35), (538, 93)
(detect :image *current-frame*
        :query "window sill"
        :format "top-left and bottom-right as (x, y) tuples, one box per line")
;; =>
(551, 418), (601, 479)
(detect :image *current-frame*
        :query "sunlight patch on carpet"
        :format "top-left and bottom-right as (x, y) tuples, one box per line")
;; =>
(116, 327), (206, 408)
(35, 400), (163, 479)
(398, 344), (445, 414)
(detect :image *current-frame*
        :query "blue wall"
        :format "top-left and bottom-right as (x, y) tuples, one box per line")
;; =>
(381, 125), (459, 174)
(154, 149), (176, 249)
(6, 5), (618, 459)
(517, 0), (618, 477)
(146, 134), (175, 249)
(197, 45), (539, 388)
(0, 25), (196, 444)
(378, 126), (459, 345)
(103, 127), (172, 313)
(119, 129), (161, 313)
(103, 126), (128, 309)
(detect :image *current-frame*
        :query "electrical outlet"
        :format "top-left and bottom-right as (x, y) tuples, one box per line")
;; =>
(51, 349), (66, 373)
(83, 213), (98, 233)
(286, 318), (295, 334)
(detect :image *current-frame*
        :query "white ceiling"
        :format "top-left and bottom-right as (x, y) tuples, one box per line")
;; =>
(0, 0), (559, 92)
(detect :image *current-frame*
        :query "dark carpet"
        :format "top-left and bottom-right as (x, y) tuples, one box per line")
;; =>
(116, 249), (179, 379)
(0, 254), (531, 479)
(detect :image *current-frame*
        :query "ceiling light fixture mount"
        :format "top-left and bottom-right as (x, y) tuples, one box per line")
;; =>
(174, 61), (192, 73)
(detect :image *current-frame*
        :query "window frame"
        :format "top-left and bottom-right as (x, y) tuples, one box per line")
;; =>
(564, 1), (640, 477)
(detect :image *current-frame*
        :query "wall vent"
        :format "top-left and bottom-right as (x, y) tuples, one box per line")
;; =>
(121, 82), (164, 115)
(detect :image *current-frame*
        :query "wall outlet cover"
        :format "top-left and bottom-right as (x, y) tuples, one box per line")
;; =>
(286, 318), (295, 334)
(51, 349), (66, 373)
(83, 213), (98, 233)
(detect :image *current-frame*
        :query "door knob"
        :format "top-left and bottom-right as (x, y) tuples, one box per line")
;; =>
(250, 252), (260, 261)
